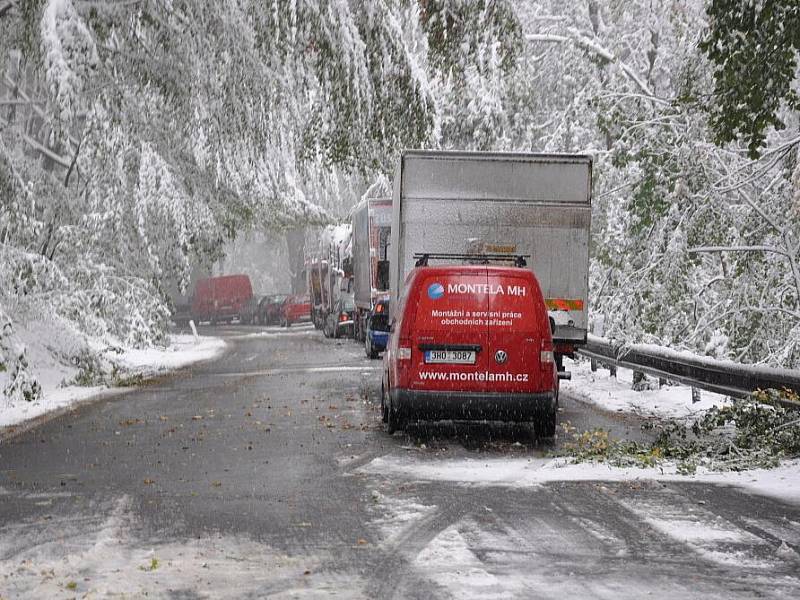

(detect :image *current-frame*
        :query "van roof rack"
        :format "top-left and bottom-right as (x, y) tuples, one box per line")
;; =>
(413, 253), (529, 268)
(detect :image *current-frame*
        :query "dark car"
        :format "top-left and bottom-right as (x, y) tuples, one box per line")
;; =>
(364, 296), (390, 359)
(323, 295), (355, 339)
(259, 294), (289, 325)
(239, 295), (264, 325)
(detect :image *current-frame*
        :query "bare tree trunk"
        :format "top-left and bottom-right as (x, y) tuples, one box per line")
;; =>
(285, 228), (306, 295)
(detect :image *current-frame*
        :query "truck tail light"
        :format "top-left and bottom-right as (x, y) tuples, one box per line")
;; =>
(398, 346), (412, 361)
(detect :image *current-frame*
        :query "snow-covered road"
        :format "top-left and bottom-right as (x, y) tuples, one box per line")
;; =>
(1, 323), (798, 599)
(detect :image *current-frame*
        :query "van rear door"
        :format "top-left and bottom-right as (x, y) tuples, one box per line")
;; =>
(409, 269), (489, 393)
(486, 270), (550, 394)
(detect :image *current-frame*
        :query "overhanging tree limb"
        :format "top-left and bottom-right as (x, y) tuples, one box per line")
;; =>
(526, 29), (659, 99)
(688, 245), (789, 257)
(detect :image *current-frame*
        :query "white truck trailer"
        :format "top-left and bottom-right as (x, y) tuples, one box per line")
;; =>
(388, 150), (592, 368)
(351, 197), (392, 341)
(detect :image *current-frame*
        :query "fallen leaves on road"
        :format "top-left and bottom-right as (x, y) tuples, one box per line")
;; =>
(139, 558), (159, 572)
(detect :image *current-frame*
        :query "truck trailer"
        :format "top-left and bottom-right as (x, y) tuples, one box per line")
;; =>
(351, 197), (392, 342)
(306, 224), (354, 331)
(388, 150), (592, 370)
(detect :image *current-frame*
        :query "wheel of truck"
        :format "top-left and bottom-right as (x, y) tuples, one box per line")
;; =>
(357, 316), (366, 343)
(534, 408), (557, 439)
(365, 334), (379, 359)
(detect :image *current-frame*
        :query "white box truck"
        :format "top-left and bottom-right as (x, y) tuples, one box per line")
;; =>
(389, 150), (592, 369)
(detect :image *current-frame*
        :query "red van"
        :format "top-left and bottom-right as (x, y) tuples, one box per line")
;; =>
(382, 265), (558, 437)
(191, 275), (253, 325)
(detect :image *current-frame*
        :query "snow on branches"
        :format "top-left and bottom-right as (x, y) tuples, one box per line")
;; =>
(40, 0), (97, 144)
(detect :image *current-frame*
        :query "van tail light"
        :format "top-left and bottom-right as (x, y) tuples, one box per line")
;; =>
(398, 346), (412, 361)
(540, 339), (555, 372)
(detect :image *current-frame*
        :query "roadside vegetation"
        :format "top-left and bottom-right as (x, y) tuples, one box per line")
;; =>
(559, 389), (800, 473)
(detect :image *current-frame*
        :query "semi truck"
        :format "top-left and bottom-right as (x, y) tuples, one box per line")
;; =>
(306, 224), (353, 331)
(351, 197), (392, 342)
(388, 150), (592, 372)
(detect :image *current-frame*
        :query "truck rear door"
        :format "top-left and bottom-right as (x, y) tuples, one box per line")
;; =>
(486, 270), (551, 394)
(409, 270), (489, 393)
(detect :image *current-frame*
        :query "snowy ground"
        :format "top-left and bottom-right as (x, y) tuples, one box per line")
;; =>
(359, 454), (800, 506)
(357, 355), (799, 507)
(563, 355), (730, 419)
(0, 495), (363, 599)
(0, 334), (226, 430)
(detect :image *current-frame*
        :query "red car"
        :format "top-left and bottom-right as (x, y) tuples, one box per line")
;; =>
(281, 295), (311, 327)
(382, 265), (558, 437)
(191, 274), (253, 325)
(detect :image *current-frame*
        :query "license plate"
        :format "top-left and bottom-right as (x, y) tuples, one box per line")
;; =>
(424, 350), (476, 364)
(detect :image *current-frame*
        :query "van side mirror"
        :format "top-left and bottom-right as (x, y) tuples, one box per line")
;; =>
(549, 317), (556, 335)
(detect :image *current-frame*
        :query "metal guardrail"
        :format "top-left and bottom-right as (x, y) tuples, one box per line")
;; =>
(577, 335), (800, 407)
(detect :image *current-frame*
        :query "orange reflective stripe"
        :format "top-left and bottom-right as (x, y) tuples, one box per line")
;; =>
(545, 298), (585, 311)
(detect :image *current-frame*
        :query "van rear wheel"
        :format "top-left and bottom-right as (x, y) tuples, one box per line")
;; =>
(380, 383), (388, 423)
(534, 409), (557, 439)
(386, 407), (399, 434)
(385, 394), (402, 434)
(365, 335), (379, 359)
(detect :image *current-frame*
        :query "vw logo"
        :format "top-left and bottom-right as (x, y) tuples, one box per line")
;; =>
(494, 350), (508, 364)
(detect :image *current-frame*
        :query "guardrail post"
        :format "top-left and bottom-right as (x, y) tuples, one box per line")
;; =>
(609, 363), (617, 378)
(590, 358), (598, 372)
(632, 370), (647, 391)
(692, 387), (701, 404)
(659, 377), (667, 388)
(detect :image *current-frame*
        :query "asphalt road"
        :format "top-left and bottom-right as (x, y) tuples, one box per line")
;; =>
(1, 324), (799, 599)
